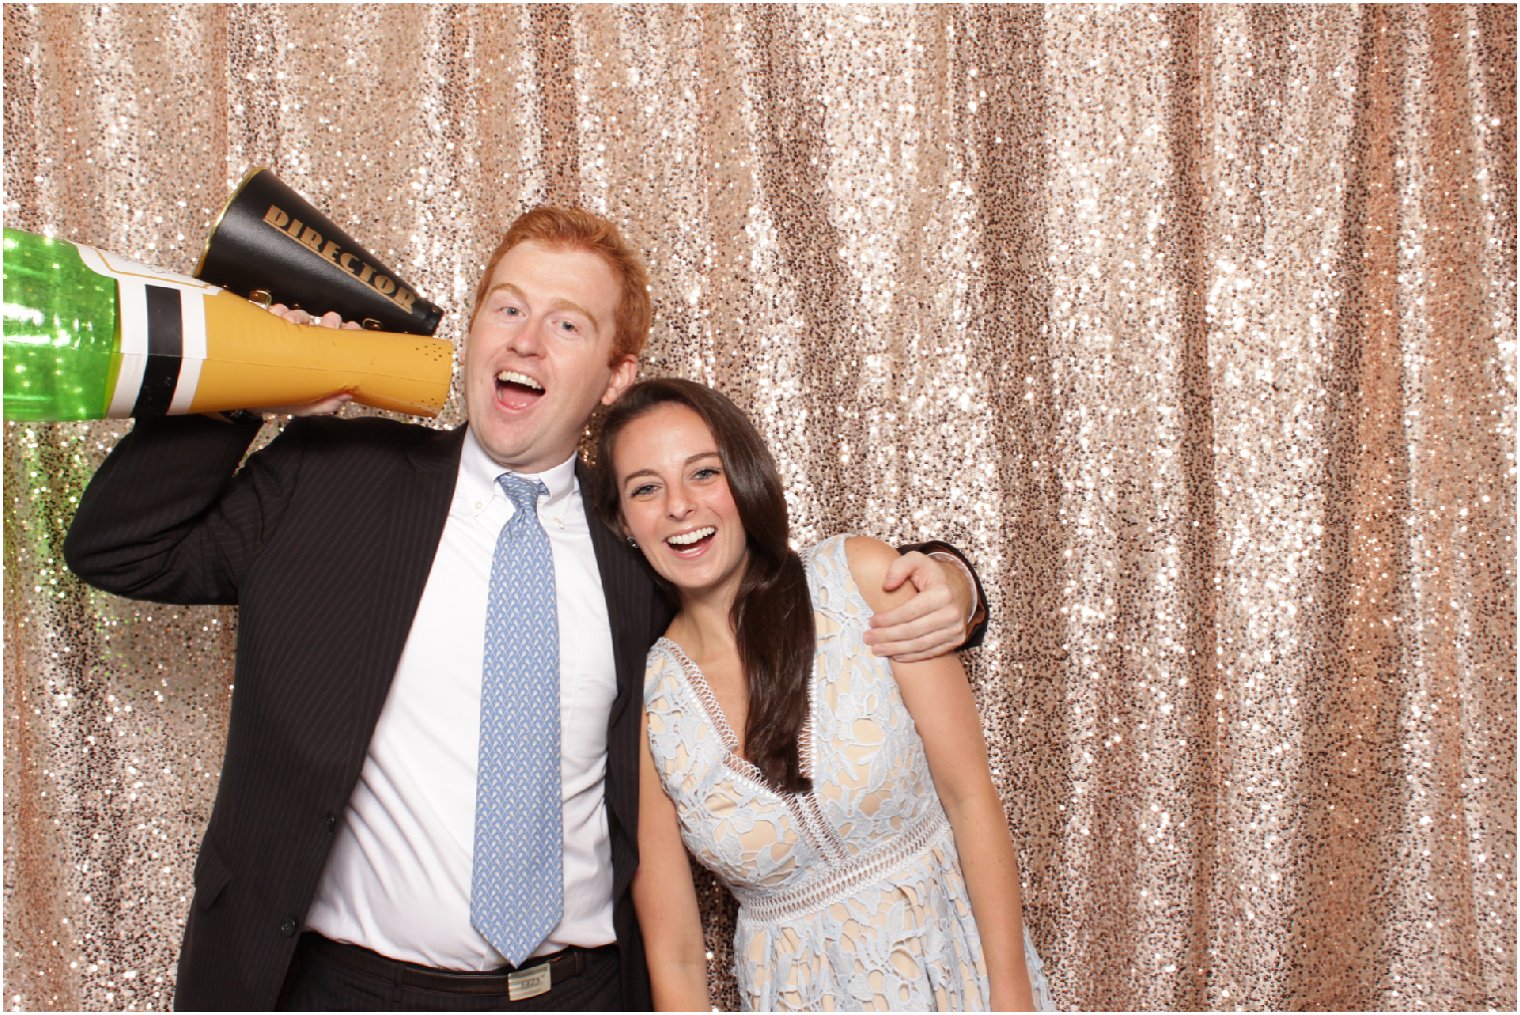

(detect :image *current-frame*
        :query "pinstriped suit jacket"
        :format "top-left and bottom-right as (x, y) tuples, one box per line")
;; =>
(63, 413), (670, 1011)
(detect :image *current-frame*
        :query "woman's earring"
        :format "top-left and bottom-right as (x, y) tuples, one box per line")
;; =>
(626, 534), (638, 548)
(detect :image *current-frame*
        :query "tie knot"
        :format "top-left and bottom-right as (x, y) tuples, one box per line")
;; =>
(497, 473), (547, 515)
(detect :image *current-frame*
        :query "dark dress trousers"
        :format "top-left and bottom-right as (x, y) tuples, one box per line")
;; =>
(63, 414), (672, 1011)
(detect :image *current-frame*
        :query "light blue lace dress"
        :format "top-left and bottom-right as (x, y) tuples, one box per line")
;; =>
(643, 536), (1053, 1011)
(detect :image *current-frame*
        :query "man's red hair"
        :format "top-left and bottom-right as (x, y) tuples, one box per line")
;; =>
(472, 206), (652, 361)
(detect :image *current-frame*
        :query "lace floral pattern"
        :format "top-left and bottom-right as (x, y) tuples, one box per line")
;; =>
(644, 536), (1053, 1011)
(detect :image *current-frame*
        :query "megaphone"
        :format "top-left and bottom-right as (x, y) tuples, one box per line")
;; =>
(2, 228), (453, 421)
(195, 167), (444, 336)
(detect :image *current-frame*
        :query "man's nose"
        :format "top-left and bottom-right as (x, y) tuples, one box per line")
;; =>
(507, 317), (545, 356)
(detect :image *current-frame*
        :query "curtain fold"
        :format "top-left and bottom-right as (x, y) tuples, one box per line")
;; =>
(3, 4), (1513, 1009)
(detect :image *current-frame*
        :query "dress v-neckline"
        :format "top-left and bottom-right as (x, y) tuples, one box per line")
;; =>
(656, 635), (817, 794)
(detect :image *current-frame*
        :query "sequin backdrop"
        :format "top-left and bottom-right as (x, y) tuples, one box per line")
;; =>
(3, 4), (1514, 1010)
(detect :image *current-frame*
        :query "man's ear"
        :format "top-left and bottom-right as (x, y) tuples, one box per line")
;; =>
(601, 355), (638, 405)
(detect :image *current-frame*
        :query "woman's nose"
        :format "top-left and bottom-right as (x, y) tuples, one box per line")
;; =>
(666, 485), (694, 518)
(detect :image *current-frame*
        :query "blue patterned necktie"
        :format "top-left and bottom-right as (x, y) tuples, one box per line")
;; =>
(472, 473), (562, 967)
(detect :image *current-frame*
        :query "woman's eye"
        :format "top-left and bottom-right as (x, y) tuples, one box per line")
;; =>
(628, 483), (657, 498)
(500, 304), (521, 317)
(694, 467), (720, 481)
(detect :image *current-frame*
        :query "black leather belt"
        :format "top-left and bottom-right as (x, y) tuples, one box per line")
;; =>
(302, 933), (615, 1000)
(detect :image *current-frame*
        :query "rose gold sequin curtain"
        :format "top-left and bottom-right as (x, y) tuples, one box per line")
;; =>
(3, 4), (1513, 1010)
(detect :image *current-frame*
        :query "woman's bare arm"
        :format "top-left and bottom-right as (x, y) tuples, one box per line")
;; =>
(632, 709), (712, 1011)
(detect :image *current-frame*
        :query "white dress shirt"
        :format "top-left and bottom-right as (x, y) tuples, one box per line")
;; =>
(305, 429), (619, 968)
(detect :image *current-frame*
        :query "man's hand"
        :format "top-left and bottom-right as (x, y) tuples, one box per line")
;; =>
(862, 551), (974, 661)
(268, 304), (363, 331)
(269, 391), (354, 416)
(262, 304), (358, 416)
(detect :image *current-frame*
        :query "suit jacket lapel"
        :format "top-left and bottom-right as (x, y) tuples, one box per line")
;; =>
(335, 425), (466, 768)
(580, 458), (653, 718)
(579, 458), (668, 898)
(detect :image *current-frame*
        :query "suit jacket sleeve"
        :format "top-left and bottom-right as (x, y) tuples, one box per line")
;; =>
(63, 413), (304, 604)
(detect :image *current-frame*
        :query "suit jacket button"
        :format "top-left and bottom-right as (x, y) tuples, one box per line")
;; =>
(280, 918), (298, 937)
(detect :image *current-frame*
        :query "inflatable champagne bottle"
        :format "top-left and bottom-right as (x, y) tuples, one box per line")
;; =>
(2, 228), (453, 422)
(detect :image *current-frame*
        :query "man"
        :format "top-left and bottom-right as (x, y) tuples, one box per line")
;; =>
(64, 206), (986, 1010)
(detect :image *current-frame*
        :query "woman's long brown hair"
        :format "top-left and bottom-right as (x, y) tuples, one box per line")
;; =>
(596, 378), (814, 793)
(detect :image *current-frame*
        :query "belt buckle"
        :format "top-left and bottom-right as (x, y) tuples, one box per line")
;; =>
(507, 961), (552, 1001)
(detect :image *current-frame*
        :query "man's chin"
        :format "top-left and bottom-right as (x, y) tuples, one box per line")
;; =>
(475, 426), (581, 475)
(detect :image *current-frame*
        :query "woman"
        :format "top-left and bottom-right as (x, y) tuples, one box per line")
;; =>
(596, 378), (1051, 1011)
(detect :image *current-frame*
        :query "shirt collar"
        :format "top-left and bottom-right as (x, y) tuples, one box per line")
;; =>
(458, 428), (579, 521)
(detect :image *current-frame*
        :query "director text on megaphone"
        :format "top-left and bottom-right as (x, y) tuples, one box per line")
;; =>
(195, 167), (444, 336)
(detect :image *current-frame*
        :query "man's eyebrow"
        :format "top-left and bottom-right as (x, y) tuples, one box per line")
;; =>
(483, 281), (525, 303)
(548, 298), (599, 331)
(482, 284), (600, 331)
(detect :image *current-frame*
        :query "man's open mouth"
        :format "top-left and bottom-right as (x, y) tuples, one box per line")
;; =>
(495, 370), (545, 409)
